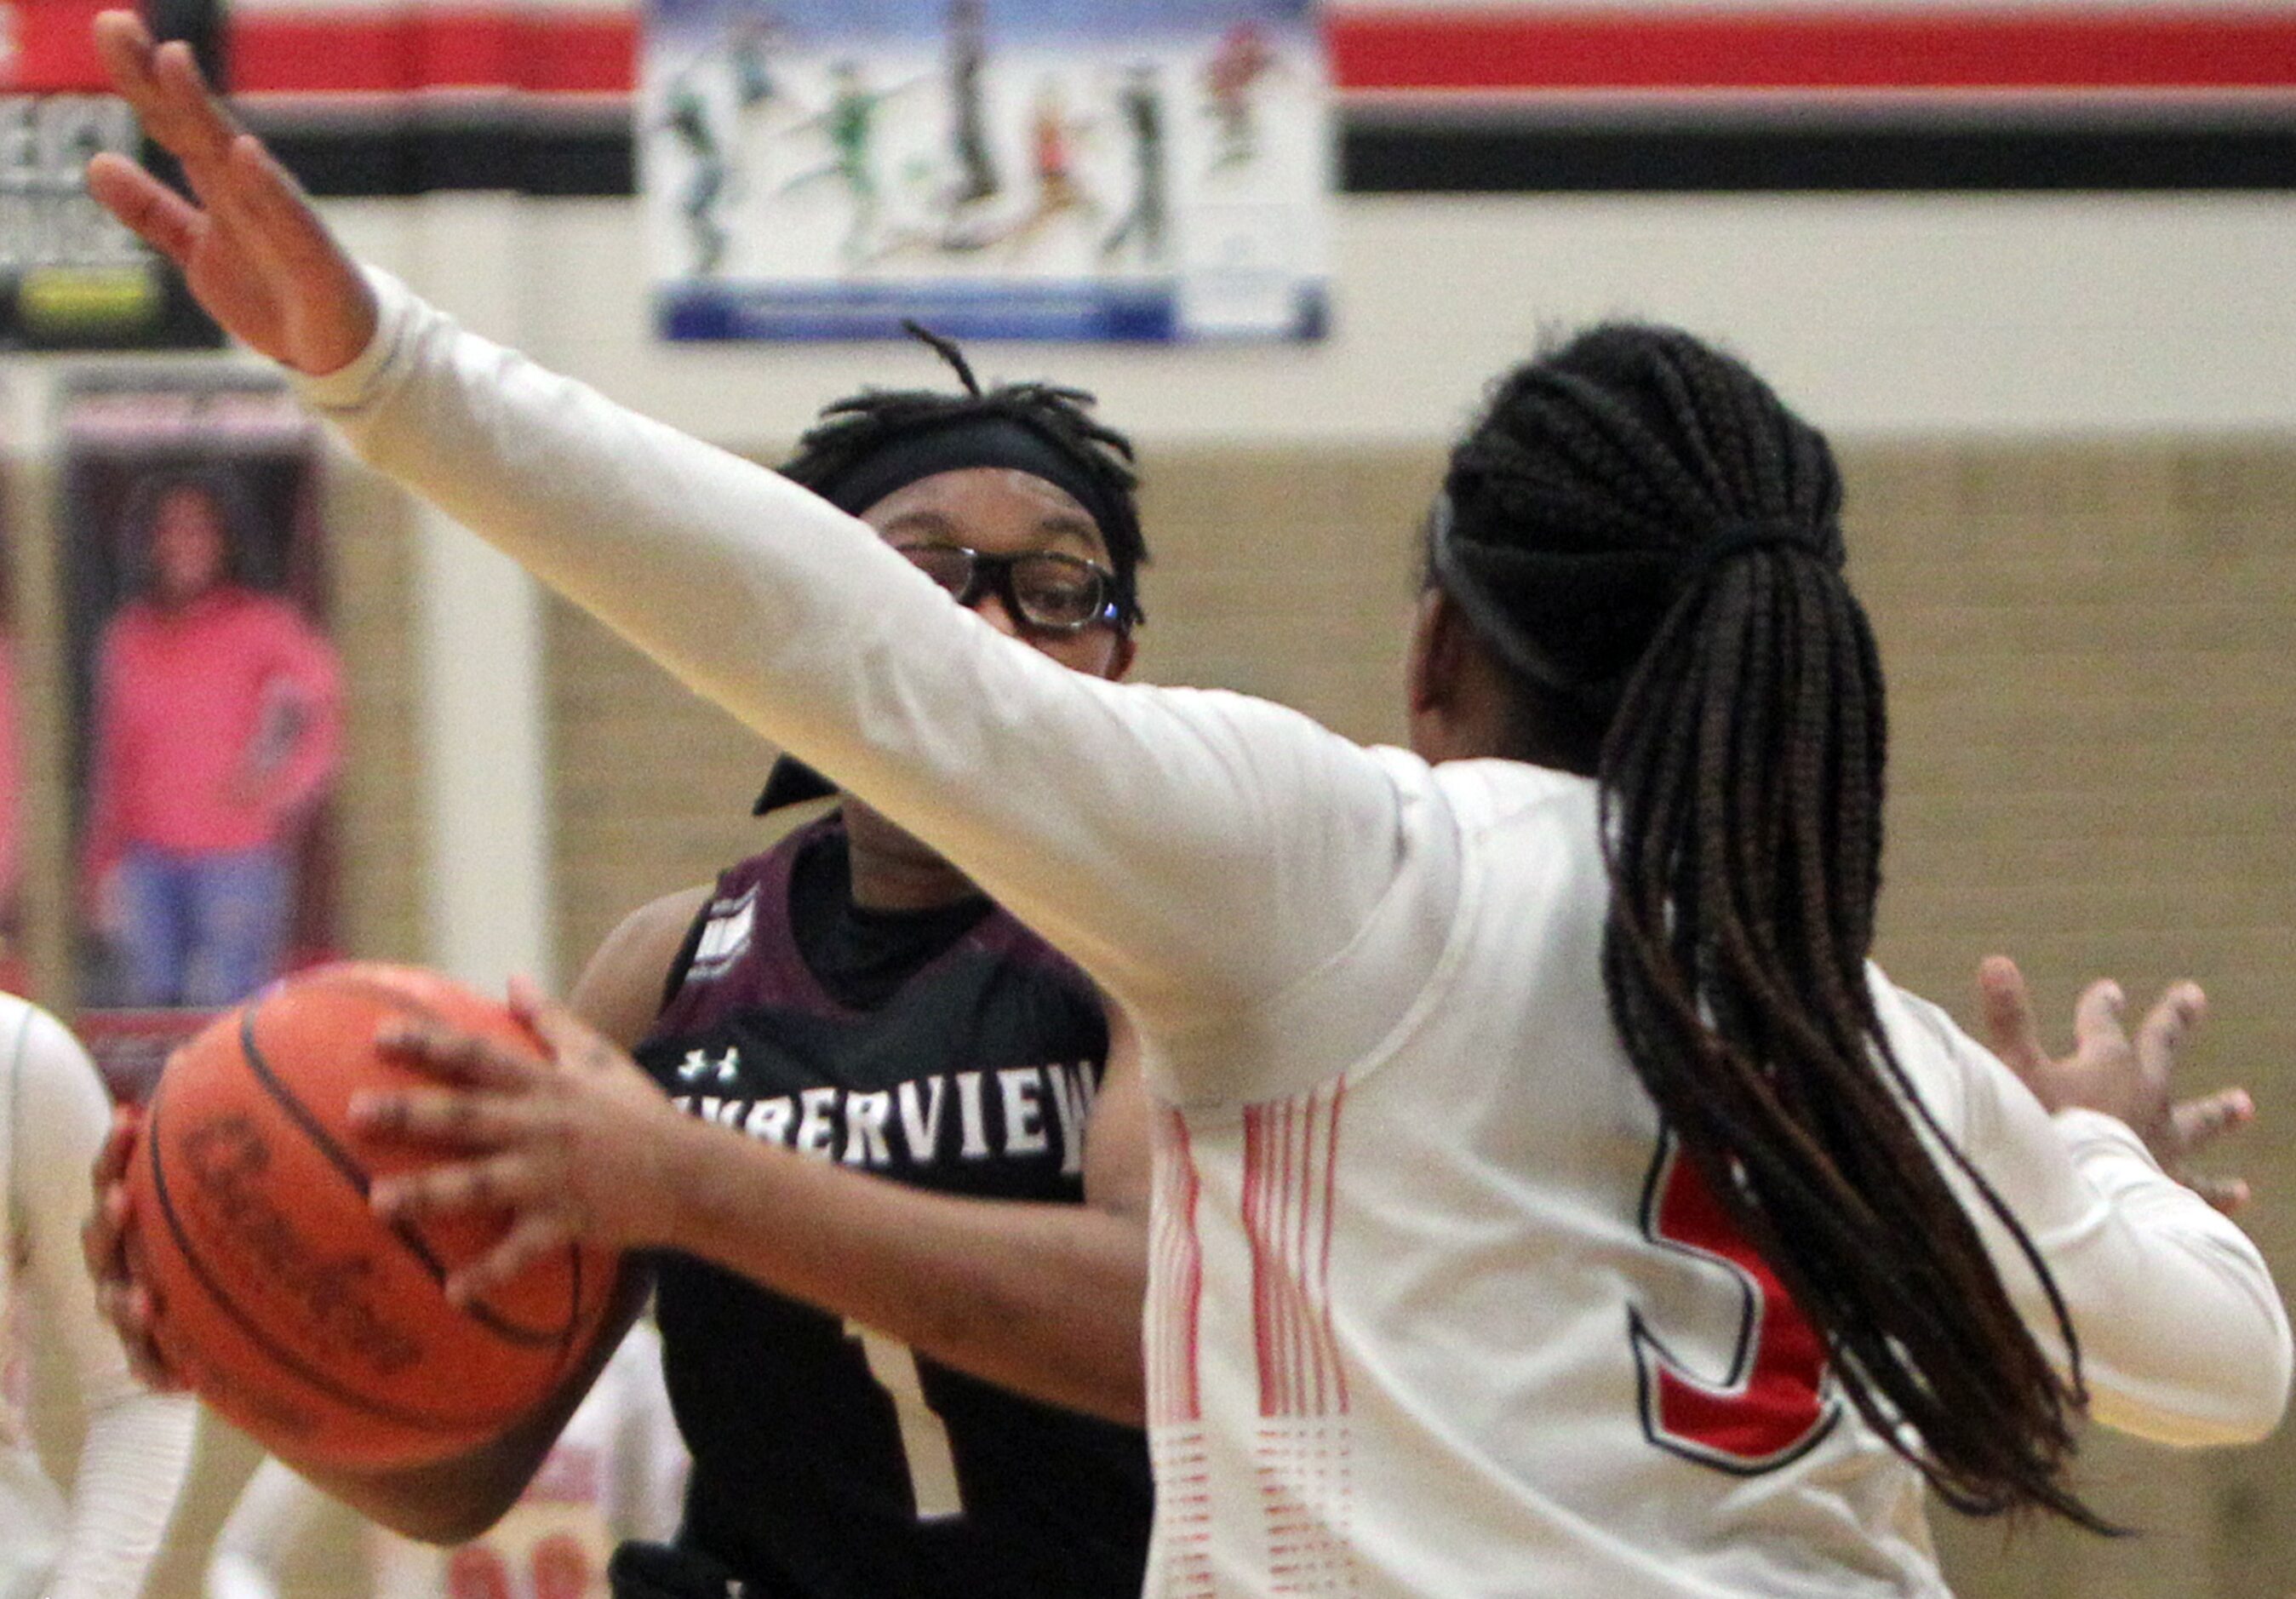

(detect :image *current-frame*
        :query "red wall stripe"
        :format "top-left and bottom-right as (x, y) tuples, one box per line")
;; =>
(20, 6), (2294, 97)
(227, 10), (636, 94)
(1327, 8), (2296, 92)
(7, 0), (111, 91)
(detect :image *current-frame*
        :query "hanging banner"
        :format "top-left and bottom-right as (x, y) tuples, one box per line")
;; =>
(0, 0), (222, 348)
(58, 373), (344, 1016)
(641, 0), (1331, 341)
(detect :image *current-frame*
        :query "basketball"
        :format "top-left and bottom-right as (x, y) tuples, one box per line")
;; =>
(123, 962), (619, 1470)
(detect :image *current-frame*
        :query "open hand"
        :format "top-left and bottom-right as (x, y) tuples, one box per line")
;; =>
(352, 977), (690, 1306)
(80, 1105), (187, 1391)
(83, 9), (375, 374)
(1979, 955), (2254, 1212)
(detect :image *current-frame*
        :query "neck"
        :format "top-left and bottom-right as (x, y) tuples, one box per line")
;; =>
(839, 802), (980, 911)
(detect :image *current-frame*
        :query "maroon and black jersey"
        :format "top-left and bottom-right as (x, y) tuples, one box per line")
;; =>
(633, 816), (1153, 1599)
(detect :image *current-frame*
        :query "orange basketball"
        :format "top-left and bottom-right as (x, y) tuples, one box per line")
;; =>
(123, 962), (619, 1470)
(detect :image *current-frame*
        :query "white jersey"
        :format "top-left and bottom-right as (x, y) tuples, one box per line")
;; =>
(209, 1321), (688, 1599)
(298, 275), (2292, 1597)
(0, 995), (197, 1599)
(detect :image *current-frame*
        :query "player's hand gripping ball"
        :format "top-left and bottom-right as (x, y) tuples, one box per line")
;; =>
(123, 963), (618, 1468)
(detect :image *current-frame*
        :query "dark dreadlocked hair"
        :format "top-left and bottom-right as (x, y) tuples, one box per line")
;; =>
(1435, 323), (2111, 1530)
(779, 322), (1148, 628)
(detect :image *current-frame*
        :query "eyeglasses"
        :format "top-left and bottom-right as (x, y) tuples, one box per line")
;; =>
(894, 543), (1123, 633)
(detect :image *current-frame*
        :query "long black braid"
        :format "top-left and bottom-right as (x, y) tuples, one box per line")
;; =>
(1438, 323), (2110, 1528)
(780, 322), (1148, 628)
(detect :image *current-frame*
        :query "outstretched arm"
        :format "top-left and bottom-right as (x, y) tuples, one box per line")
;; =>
(1885, 968), (2291, 1446)
(81, 13), (1422, 1086)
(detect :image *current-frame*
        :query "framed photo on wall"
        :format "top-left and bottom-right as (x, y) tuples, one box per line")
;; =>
(56, 372), (343, 1021)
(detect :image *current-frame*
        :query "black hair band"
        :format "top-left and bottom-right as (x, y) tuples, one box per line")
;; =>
(1675, 519), (1818, 589)
(815, 413), (1130, 549)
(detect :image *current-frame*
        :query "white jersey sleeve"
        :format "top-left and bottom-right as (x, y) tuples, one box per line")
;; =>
(10, 1003), (198, 1599)
(295, 274), (1428, 1104)
(1878, 980), (2292, 1445)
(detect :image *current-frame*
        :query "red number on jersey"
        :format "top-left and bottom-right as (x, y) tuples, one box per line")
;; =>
(1629, 1132), (1839, 1472)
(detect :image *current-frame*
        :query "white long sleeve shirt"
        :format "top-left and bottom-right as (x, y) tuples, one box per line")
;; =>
(0, 996), (198, 1599)
(297, 275), (2290, 1596)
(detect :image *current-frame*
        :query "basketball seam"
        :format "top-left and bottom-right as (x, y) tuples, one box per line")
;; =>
(239, 983), (580, 1351)
(143, 1070), (535, 1439)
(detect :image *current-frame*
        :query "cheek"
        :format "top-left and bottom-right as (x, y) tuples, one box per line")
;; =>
(1031, 632), (1125, 678)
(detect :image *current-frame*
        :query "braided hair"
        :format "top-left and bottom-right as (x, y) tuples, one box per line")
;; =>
(1437, 323), (2108, 1528)
(780, 323), (1148, 628)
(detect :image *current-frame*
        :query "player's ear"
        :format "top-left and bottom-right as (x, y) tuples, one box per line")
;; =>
(1103, 631), (1139, 682)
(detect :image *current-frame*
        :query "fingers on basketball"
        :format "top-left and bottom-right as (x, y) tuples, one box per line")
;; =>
(449, 1214), (575, 1309)
(377, 1018), (545, 1091)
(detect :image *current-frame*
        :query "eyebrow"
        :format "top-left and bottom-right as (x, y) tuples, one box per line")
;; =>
(879, 508), (1109, 558)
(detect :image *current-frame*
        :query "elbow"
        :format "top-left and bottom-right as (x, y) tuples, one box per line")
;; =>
(2086, 1322), (2294, 1449)
(2223, 1326), (2295, 1446)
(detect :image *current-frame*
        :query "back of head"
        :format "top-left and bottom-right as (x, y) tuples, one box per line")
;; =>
(1437, 324), (2104, 1528)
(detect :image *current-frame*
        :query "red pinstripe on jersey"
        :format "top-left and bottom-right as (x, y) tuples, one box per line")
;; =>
(1242, 1081), (1349, 1419)
(1149, 1107), (1206, 1429)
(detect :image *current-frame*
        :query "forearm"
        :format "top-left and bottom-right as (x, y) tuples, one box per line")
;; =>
(662, 1113), (1148, 1424)
(295, 275), (1401, 1041)
(50, 1389), (196, 1599)
(2042, 1111), (2292, 1444)
(266, 1259), (654, 1545)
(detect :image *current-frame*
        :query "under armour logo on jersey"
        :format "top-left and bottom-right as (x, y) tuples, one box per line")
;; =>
(678, 1047), (741, 1086)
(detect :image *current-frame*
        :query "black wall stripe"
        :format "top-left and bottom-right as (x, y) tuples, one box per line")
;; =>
(249, 112), (2296, 198)
(1343, 117), (2296, 192)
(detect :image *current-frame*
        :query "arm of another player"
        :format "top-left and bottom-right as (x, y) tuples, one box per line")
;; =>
(1893, 964), (2291, 1446)
(361, 892), (1154, 1424)
(14, 1005), (198, 1599)
(81, 926), (668, 1549)
(82, 14), (1418, 1100)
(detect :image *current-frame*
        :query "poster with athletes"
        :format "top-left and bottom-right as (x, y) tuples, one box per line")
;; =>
(56, 374), (345, 1025)
(0, 0), (220, 349)
(642, 0), (1331, 341)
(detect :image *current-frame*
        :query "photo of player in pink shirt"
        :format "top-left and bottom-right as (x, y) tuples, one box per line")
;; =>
(79, 473), (342, 1007)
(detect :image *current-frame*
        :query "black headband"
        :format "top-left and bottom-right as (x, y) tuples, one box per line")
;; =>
(815, 413), (1130, 552)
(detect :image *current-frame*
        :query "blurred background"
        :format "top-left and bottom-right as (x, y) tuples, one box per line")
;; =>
(3, 0), (2292, 1594)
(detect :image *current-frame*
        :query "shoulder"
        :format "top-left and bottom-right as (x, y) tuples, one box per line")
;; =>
(571, 885), (716, 1050)
(1865, 966), (1991, 1147)
(97, 602), (154, 653)
(1423, 756), (1595, 830)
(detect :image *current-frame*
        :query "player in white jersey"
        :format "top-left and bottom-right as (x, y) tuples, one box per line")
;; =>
(207, 1320), (686, 1599)
(82, 20), (2291, 1596)
(0, 993), (195, 1599)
